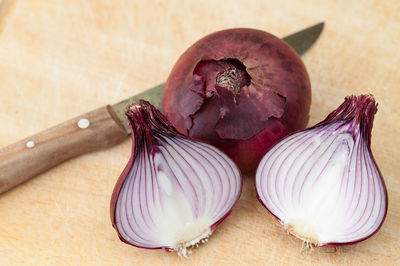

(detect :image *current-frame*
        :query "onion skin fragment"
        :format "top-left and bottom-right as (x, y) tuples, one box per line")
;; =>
(110, 100), (242, 255)
(255, 95), (388, 247)
(162, 28), (311, 172)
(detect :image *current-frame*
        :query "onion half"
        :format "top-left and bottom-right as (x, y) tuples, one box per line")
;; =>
(255, 95), (387, 247)
(110, 100), (242, 256)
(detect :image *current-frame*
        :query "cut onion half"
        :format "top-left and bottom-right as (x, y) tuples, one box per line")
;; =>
(255, 95), (388, 247)
(110, 100), (242, 256)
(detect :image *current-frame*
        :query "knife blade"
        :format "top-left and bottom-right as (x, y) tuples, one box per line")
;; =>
(0, 22), (324, 194)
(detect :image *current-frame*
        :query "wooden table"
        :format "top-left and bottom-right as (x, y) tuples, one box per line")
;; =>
(0, 0), (399, 265)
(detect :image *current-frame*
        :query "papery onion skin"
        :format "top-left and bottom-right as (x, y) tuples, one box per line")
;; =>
(162, 28), (311, 172)
(255, 95), (388, 247)
(110, 100), (242, 254)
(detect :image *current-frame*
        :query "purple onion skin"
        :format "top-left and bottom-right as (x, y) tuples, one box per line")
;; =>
(110, 100), (242, 251)
(162, 28), (311, 172)
(255, 95), (388, 247)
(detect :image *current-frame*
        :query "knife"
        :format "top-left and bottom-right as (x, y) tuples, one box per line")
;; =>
(0, 22), (324, 194)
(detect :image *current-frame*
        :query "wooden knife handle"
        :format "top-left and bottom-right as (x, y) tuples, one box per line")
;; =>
(0, 106), (128, 194)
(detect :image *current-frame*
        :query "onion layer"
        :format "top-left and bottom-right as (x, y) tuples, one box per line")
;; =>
(110, 100), (242, 256)
(255, 95), (387, 247)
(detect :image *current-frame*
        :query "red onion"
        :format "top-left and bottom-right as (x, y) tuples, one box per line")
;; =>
(255, 95), (387, 247)
(110, 100), (242, 256)
(162, 28), (311, 172)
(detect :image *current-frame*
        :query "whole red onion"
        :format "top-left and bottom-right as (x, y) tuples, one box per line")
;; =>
(162, 28), (311, 172)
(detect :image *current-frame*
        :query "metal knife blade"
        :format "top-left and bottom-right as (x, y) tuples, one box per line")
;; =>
(283, 22), (324, 55)
(110, 22), (324, 134)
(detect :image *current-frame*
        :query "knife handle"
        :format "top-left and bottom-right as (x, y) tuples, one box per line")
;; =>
(0, 106), (128, 194)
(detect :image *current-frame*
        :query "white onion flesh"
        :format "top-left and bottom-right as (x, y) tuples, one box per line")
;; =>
(255, 96), (387, 247)
(111, 101), (242, 256)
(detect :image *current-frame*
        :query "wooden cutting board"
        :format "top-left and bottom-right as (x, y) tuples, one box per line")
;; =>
(0, 0), (399, 265)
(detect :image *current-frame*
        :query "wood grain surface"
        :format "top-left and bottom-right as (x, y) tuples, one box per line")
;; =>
(0, 0), (399, 265)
